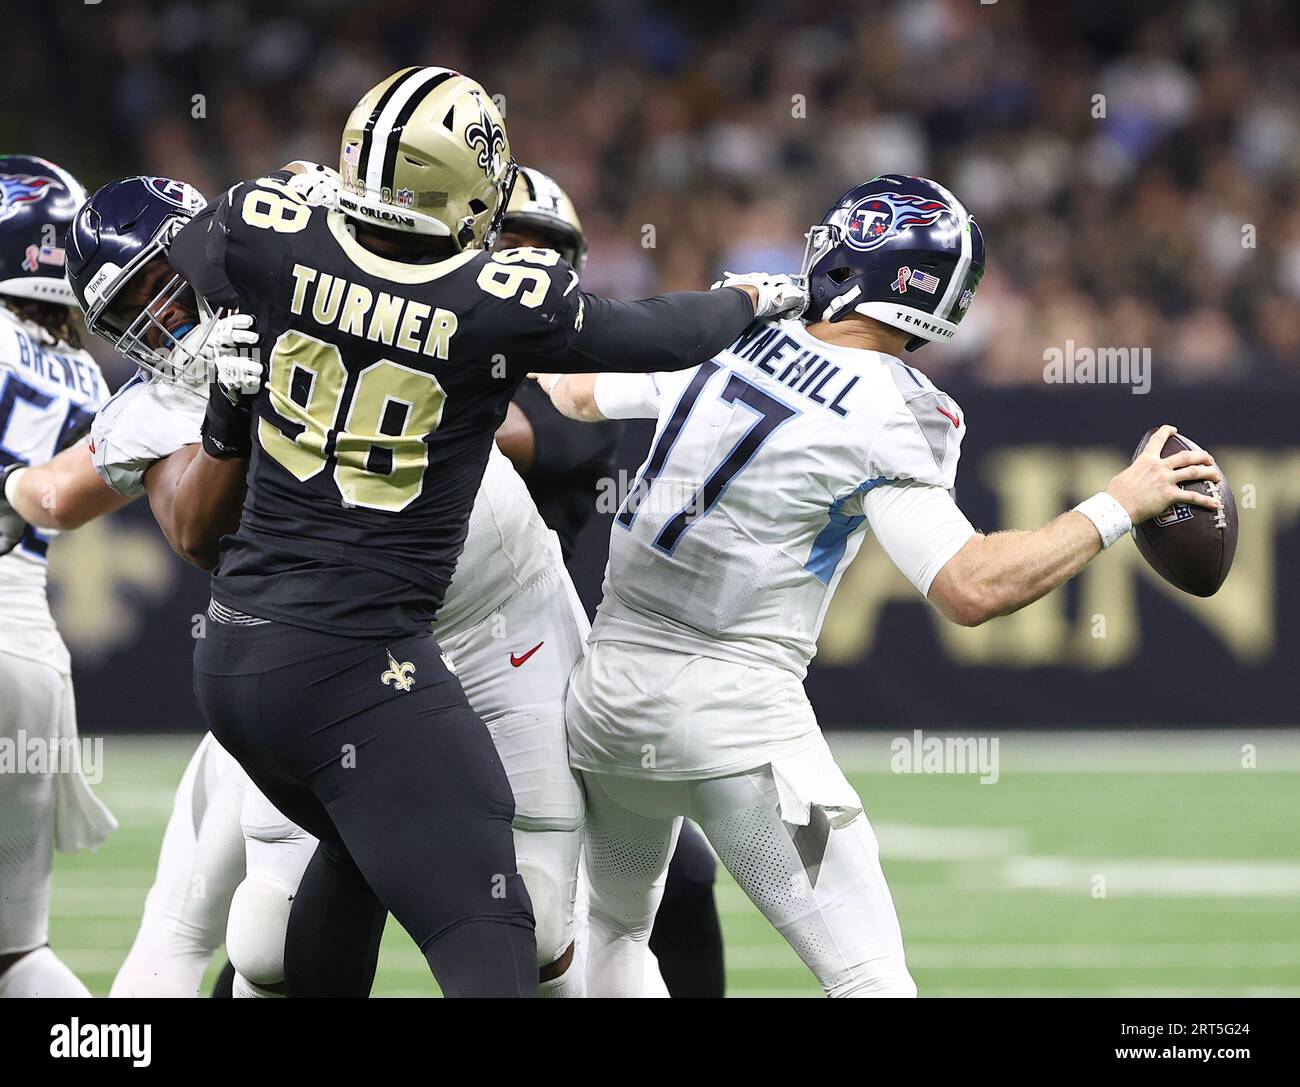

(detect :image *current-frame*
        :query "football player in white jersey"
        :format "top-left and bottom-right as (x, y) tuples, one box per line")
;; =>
(496, 168), (697, 997)
(534, 174), (1223, 997)
(0, 155), (117, 998)
(3, 174), (277, 997)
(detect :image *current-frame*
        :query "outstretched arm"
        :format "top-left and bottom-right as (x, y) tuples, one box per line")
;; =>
(527, 371), (659, 423)
(534, 272), (805, 376)
(1, 442), (133, 533)
(875, 425), (1224, 627)
(924, 506), (1109, 626)
(557, 288), (757, 374)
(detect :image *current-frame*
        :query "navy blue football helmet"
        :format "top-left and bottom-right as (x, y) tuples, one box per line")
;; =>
(65, 175), (210, 377)
(0, 155), (87, 308)
(799, 174), (984, 350)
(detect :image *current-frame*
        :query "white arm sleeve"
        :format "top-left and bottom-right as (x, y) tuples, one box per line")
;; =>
(592, 372), (661, 420)
(90, 377), (207, 497)
(863, 481), (977, 597)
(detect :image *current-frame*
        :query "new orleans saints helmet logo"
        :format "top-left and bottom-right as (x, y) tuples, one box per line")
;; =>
(464, 101), (506, 178)
(381, 651), (416, 692)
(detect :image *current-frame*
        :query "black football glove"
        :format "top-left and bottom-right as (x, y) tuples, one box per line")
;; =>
(201, 382), (254, 460)
(0, 463), (29, 557)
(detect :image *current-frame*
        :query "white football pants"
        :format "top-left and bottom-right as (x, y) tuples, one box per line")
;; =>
(110, 733), (245, 997)
(580, 766), (916, 998)
(0, 650), (103, 997)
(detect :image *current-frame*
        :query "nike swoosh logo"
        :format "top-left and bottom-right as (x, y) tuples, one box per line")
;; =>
(936, 406), (961, 428)
(510, 642), (544, 668)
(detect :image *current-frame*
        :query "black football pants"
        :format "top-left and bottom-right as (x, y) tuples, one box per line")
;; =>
(652, 821), (725, 997)
(193, 614), (536, 997)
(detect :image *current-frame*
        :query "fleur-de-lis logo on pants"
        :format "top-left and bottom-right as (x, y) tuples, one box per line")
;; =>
(381, 650), (416, 693)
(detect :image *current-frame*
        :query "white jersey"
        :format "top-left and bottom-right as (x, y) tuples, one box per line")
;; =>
(90, 372), (208, 497)
(433, 444), (558, 640)
(0, 307), (107, 672)
(588, 318), (975, 678)
(89, 376), (556, 641)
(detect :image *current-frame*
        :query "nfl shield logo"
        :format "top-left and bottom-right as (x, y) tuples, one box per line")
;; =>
(1154, 504), (1193, 527)
(396, 188), (414, 208)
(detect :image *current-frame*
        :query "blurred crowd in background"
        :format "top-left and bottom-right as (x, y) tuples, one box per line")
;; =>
(5, 0), (1299, 390)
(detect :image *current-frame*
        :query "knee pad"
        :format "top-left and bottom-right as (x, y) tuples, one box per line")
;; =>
(226, 876), (293, 987)
(515, 844), (577, 966)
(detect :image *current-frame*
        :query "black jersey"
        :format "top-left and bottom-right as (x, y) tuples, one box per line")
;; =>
(172, 174), (585, 634)
(170, 173), (756, 636)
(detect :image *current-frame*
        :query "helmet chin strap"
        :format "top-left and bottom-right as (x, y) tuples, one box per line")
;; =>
(824, 286), (862, 321)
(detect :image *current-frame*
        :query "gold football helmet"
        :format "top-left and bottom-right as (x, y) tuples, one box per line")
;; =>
(500, 166), (587, 273)
(338, 66), (516, 250)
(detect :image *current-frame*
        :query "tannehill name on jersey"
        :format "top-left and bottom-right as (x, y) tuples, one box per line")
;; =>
(288, 263), (458, 360)
(726, 323), (859, 417)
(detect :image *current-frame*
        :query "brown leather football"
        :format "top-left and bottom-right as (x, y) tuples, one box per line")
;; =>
(1130, 429), (1236, 597)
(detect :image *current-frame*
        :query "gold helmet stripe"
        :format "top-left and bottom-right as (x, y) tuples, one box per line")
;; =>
(357, 65), (420, 187)
(362, 66), (457, 196)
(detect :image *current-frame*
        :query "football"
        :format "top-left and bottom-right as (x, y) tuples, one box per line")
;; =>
(1130, 428), (1237, 597)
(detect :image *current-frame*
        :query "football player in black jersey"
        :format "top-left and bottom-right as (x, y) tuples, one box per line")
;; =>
(495, 167), (727, 997)
(168, 66), (806, 996)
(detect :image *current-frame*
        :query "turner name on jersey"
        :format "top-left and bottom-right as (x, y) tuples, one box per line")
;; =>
(591, 318), (969, 677)
(168, 172), (584, 636)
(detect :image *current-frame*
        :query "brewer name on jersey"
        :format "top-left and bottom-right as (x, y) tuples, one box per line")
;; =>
(3, 319), (104, 402)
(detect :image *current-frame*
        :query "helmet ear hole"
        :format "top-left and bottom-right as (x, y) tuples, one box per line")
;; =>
(827, 266), (854, 284)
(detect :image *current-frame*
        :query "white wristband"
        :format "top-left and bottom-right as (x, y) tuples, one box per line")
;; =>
(1073, 492), (1132, 549)
(3, 466), (27, 506)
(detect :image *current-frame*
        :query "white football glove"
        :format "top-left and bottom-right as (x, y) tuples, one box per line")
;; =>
(215, 354), (265, 398)
(175, 313), (262, 398)
(712, 271), (809, 321)
(285, 162), (342, 209)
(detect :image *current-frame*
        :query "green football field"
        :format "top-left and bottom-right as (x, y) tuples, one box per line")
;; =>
(49, 730), (1300, 997)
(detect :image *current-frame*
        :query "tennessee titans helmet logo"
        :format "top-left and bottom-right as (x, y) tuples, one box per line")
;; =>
(144, 176), (204, 212)
(800, 174), (984, 347)
(0, 174), (62, 224)
(844, 192), (953, 252)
